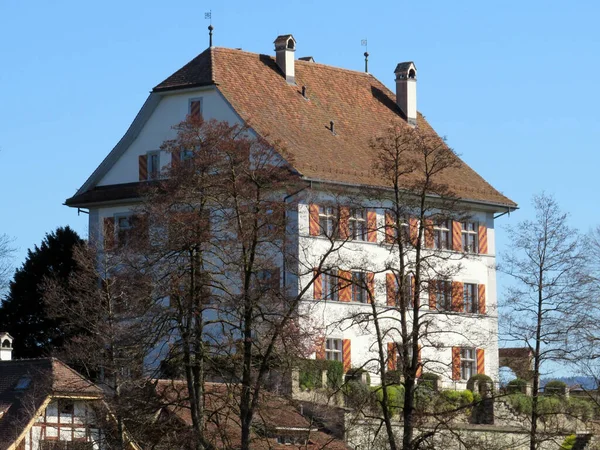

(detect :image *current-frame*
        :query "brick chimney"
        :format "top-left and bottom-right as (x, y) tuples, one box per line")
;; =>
(394, 62), (417, 126)
(0, 332), (13, 361)
(274, 34), (296, 84)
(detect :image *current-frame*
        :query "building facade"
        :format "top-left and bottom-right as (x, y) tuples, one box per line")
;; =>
(66, 34), (516, 389)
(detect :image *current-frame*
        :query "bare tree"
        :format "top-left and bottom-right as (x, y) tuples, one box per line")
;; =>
(0, 233), (14, 295)
(501, 193), (591, 450)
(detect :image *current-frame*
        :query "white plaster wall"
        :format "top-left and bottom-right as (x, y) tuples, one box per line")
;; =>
(97, 87), (242, 187)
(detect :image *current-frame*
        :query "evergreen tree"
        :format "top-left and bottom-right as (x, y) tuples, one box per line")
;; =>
(0, 226), (84, 357)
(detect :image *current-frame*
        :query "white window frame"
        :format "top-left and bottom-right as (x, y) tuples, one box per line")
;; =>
(461, 221), (478, 253)
(348, 208), (366, 241)
(325, 338), (343, 362)
(115, 213), (134, 247)
(463, 283), (478, 314)
(433, 219), (452, 250)
(147, 150), (160, 179)
(460, 348), (476, 381)
(436, 280), (452, 311)
(318, 206), (337, 237)
(351, 272), (367, 303)
(323, 269), (339, 301)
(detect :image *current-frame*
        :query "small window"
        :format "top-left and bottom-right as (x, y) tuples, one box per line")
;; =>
(461, 222), (478, 253)
(348, 209), (366, 241)
(463, 283), (478, 314)
(322, 270), (339, 301)
(351, 272), (367, 303)
(433, 220), (452, 250)
(147, 151), (160, 179)
(461, 348), (476, 380)
(326, 338), (343, 362)
(116, 215), (133, 246)
(180, 149), (194, 163)
(435, 280), (452, 311)
(59, 400), (74, 416)
(318, 206), (337, 237)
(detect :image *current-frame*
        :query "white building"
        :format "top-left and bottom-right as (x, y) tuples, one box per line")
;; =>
(66, 33), (516, 389)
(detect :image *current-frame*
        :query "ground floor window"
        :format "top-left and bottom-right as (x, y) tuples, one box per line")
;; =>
(326, 338), (343, 361)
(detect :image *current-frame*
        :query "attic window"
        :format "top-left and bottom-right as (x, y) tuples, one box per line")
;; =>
(287, 39), (294, 49)
(14, 376), (31, 390)
(408, 69), (416, 78)
(1, 339), (11, 348)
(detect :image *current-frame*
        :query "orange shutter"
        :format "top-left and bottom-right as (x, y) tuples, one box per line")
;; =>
(409, 217), (419, 246)
(313, 269), (322, 300)
(339, 271), (352, 302)
(416, 345), (422, 378)
(103, 217), (115, 251)
(315, 337), (326, 360)
(424, 219), (434, 248)
(385, 210), (395, 244)
(410, 276), (416, 308)
(339, 207), (350, 239)
(387, 342), (397, 371)
(367, 210), (377, 243)
(309, 204), (320, 236)
(171, 150), (180, 167)
(428, 281), (437, 310)
(478, 284), (486, 314)
(139, 155), (148, 181)
(342, 339), (351, 372)
(477, 348), (485, 374)
(386, 273), (396, 306)
(452, 221), (462, 252)
(367, 272), (375, 303)
(452, 347), (461, 381)
(190, 100), (201, 118)
(478, 223), (488, 254)
(452, 282), (464, 312)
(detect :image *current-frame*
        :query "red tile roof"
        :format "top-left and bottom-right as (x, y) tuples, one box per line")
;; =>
(154, 47), (516, 208)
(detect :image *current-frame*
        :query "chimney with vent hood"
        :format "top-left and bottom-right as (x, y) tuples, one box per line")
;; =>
(274, 34), (296, 84)
(0, 332), (13, 361)
(394, 62), (417, 126)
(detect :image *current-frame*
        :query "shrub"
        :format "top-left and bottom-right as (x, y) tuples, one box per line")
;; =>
(561, 434), (576, 450)
(326, 360), (344, 390)
(372, 385), (405, 416)
(544, 380), (567, 396)
(383, 369), (402, 385)
(419, 372), (440, 391)
(460, 389), (474, 406)
(344, 380), (371, 409)
(507, 393), (533, 415)
(507, 378), (528, 394)
(435, 390), (461, 412)
(414, 384), (435, 412)
(566, 398), (594, 421)
(538, 396), (563, 416)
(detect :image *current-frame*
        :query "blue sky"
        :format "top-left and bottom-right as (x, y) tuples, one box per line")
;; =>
(1, 0), (598, 304)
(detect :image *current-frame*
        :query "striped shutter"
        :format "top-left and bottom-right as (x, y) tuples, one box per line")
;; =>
(103, 217), (115, 251)
(387, 342), (397, 371)
(478, 223), (488, 254)
(171, 150), (181, 167)
(386, 273), (396, 306)
(452, 347), (461, 381)
(428, 280), (437, 310)
(139, 155), (148, 181)
(339, 207), (350, 239)
(452, 282), (464, 312)
(416, 345), (423, 378)
(477, 349), (485, 374)
(385, 211), (394, 244)
(313, 269), (322, 300)
(190, 100), (201, 118)
(366, 272), (375, 303)
(478, 284), (486, 314)
(424, 219), (434, 248)
(452, 221), (462, 252)
(367, 210), (378, 243)
(315, 337), (326, 360)
(342, 339), (351, 373)
(339, 271), (352, 302)
(409, 217), (419, 246)
(309, 204), (320, 236)
(410, 276), (416, 308)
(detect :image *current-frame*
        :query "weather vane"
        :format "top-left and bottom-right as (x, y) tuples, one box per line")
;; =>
(205, 11), (214, 47)
(361, 39), (369, 73)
